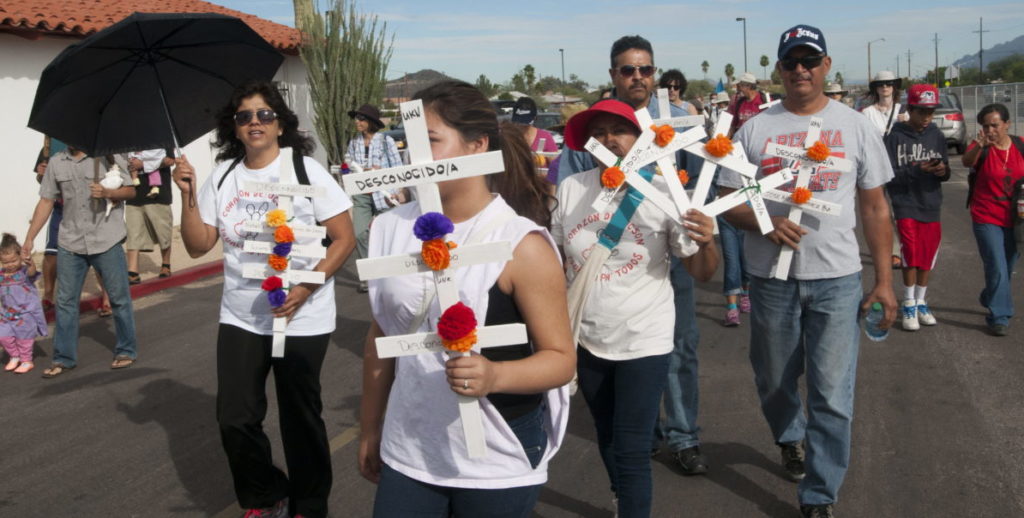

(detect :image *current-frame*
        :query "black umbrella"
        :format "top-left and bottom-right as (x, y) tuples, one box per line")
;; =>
(28, 12), (284, 157)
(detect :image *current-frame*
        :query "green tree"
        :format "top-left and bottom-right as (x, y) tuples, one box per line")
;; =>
(771, 68), (781, 84)
(834, 71), (844, 86)
(760, 55), (770, 79)
(724, 63), (735, 85)
(687, 79), (714, 100)
(701, 60), (709, 79)
(987, 53), (1024, 83)
(523, 64), (537, 92)
(509, 72), (527, 93)
(294, 0), (393, 165)
(497, 91), (514, 101)
(475, 74), (497, 97)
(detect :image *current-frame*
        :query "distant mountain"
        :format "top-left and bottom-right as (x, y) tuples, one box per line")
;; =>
(385, 69), (460, 99)
(951, 34), (1024, 70)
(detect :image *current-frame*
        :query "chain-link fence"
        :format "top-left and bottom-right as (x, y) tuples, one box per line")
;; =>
(942, 83), (1024, 138)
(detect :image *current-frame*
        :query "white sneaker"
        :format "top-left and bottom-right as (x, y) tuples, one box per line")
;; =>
(902, 302), (920, 331)
(917, 301), (937, 326)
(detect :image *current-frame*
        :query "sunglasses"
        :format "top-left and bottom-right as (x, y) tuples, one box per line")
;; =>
(664, 83), (682, 90)
(234, 109), (277, 126)
(874, 81), (897, 88)
(779, 54), (825, 72)
(354, 114), (368, 122)
(618, 65), (656, 78)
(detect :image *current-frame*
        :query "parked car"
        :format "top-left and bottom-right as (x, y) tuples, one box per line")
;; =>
(931, 91), (967, 155)
(382, 120), (406, 150)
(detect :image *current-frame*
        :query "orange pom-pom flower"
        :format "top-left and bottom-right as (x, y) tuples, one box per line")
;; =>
(265, 209), (287, 228)
(705, 134), (733, 157)
(601, 166), (625, 189)
(806, 140), (831, 162)
(651, 124), (675, 147)
(437, 302), (478, 352)
(268, 254), (289, 271)
(677, 169), (690, 185)
(274, 225), (295, 244)
(791, 187), (813, 205)
(421, 238), (452, 270)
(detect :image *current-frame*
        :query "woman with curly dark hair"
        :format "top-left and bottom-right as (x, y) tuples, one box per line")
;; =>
(657, 69), (699, 115)
(173, 80), (355, 518)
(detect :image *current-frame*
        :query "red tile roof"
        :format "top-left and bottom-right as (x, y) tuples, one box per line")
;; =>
(0, 0), (300, 54)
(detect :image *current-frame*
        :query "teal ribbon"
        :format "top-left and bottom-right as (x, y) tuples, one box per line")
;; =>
(597, 165), (656, 250)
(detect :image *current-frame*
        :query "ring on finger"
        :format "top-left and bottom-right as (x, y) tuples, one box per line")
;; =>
(463, 378), (469, 390)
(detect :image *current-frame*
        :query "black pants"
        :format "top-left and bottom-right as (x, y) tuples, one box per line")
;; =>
(216, 324), (332, 517)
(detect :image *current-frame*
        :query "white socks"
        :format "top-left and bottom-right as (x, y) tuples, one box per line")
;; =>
(905, 284), (928, 306)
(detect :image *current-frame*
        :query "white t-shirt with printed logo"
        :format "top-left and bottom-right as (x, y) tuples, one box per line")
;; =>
(197, 152), (352, 335)
(551, 169), (698, 361)
(718, 100), (894, 280)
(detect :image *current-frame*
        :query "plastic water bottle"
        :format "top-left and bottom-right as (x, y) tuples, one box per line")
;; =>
(863, 302), (888, 342)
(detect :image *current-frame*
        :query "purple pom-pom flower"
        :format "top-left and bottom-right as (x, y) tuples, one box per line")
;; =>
(273, 242), (293, 257)
(413, 212), (454, 242)
(268, 288), (287, 307)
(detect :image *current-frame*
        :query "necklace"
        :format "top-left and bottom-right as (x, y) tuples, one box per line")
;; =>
(993, 145), (1010, 173)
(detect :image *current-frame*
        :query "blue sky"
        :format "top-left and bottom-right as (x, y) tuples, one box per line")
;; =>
(216, 1), (1024, 87)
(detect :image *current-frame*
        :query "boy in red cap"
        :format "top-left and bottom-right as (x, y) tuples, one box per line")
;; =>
(883, 84), (951, 330)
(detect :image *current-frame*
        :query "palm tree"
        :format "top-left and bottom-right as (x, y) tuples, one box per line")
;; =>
(701, 60), (709, 80)
(724, 63), (735, 85)
(760, 55), (770, 80)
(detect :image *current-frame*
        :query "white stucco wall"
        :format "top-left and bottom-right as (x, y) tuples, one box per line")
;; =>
(0, 32), (316, 252)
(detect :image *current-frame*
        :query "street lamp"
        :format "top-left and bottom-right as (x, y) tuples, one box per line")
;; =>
(736, 17), (747, 73)
(867, 37), (885, 82)
(559, 48), (566, 103)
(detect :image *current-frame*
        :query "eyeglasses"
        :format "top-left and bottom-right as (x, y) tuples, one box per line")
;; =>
(665, 83), (682, 90)
(234, 109), (277, 126)
(618, 65), (656, 78)
(779, 54), (825, 72)
(354, 114), (368, 122)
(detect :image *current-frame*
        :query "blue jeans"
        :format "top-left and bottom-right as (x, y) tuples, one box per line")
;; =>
(748, 273), (861, 506)
(578, 347), (669, 518)
(372, 406), (546, 518)
(718, 215), (749, 295)
(54, 243), (137, 367)
(972, 222), (1019, 327)
(654, 257), (701, 452)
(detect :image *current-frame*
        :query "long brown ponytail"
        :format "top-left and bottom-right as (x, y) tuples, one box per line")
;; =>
(413, 81), (555, 228)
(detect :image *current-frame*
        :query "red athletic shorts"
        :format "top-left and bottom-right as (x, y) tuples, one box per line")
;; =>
(897, 218), (941, 270)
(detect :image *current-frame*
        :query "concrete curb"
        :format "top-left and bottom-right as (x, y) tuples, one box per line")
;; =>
(43, 260), (224, 322)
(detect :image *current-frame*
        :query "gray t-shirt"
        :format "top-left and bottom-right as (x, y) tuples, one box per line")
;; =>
(718, 100), (894, 280)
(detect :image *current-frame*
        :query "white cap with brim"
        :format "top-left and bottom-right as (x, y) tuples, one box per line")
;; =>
(738, 72), (757, 85)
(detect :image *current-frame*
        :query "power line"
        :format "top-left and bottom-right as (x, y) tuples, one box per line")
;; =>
(973, 17), (990, 83)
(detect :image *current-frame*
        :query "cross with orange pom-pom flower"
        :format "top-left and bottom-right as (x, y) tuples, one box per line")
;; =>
(759, 116), (853, 280)
(238, 147), (330, 358)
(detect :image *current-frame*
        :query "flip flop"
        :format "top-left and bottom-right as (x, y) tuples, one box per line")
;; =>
(98, 305), (113, 318)
(159, 263), (172, 278)
(111, 355), (135, 369)
(14, 362), (34, 374)
(128, 271), (141, 285)
(42, 363), (74, 379)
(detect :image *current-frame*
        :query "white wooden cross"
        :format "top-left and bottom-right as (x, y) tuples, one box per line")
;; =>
(239, 147), (327, 358)
(698, 145), (795, 233)
(762, 116), (852, 280)
(342, 99), (527, 458)
(759, 91), (781, 110)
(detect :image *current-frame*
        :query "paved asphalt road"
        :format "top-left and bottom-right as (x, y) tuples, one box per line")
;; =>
(1, 161), (1022, 518)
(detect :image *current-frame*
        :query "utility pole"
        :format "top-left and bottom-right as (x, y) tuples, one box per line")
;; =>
(973, 18), (989, 84)
(907, 49), (912, 80)
(933, 33), (940, 86)
(896, 55), (900, 77)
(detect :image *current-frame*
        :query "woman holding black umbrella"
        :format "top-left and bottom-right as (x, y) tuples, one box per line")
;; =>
(173, 81), (355, 518)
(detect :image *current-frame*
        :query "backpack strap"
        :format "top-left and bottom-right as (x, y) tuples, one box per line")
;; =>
(215, 157), (244, 191)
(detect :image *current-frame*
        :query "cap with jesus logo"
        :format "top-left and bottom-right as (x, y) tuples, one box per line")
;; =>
(907, 84), (940, 107)
(777, 24), (826, 59)
(510, 96), (538, 125)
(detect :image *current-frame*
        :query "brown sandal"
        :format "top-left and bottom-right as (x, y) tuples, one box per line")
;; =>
(159, 263), (172, 278)
(111, 355), (135, 369)
(42, 363), (75, 379)
(97, 304), (113, 318)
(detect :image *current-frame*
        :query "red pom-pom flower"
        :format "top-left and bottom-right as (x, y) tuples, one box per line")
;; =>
(437, 302), (478, 352)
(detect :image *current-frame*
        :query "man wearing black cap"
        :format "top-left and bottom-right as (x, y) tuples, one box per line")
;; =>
(718, 25), (898, 518)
